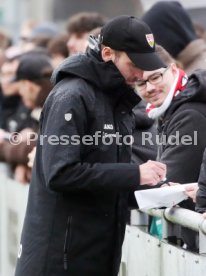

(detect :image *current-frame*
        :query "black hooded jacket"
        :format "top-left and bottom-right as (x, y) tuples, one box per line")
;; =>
(15, 48), (141, 276)
(195, 74), (206, 213)
(157, 69), (206, 186)
(196, 151), (206, 213)
(132, 101), (157, 164)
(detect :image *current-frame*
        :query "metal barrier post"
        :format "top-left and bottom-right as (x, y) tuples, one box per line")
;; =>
(199, 219), (206, 255)
(130, 209), (148, 230)
(162, 209), (181, 243)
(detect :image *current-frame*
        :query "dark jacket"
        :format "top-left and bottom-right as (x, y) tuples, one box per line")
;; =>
(1, 95), (33, 132)
(15, 49), (141, 276)
(132, 101), (157, 164)
(196, 150), (206, 213)
(157, 69), (206, 250)
(0, 95), (36, 167)
(157, 70), (206, 185)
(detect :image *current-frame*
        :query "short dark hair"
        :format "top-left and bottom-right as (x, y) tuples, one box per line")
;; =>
(155, 44), (175, 66)
(155, 44), (183, 68)
(30, 35), (52, 48)
(66, 12), (107, 34)
(47, 34), (69, 58)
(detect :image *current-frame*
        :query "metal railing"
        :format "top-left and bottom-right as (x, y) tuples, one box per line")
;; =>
(118, 208), (206, 276)
(130, 207), (206, 255)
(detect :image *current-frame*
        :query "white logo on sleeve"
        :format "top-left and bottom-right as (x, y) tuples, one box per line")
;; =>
(104, 124), (114, 130)
(18, 244), (22, 258)
(65, 113), (72, 121)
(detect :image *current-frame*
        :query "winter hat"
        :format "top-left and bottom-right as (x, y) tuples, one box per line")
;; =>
(142, 1), (197, 58)
(13, 52), (52, 82)
(30, 22), (60, 39)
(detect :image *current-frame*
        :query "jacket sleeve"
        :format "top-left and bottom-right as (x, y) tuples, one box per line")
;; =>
(159, 109), (206, 184)
(196, 149), (206, 213)
(40, 84), (140, 193)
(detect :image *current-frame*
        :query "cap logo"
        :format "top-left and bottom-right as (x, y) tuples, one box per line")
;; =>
(145, 34), (155, 48)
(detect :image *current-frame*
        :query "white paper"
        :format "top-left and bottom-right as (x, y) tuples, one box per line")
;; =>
(134, 183), (197, 210)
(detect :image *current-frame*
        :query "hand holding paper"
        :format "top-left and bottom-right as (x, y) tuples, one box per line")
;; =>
(135, 183), (197, 210)
(139, 160), (167, 186)
(184, 183), (198, 203)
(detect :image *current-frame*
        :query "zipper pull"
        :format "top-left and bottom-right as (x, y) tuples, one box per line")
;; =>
(64, 253), (68, 270)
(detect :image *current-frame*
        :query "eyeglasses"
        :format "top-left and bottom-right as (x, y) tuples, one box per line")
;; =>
(135, 66), (170, 91)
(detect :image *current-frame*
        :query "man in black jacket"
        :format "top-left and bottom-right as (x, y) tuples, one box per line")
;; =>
(15, 16), (166, 276)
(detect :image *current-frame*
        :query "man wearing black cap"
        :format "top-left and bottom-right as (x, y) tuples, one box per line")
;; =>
(15, 16), (166, 276)
(16, 51), (53, 109)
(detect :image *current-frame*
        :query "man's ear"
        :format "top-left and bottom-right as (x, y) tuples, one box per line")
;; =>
(101, 46), (114, 62)
(169, 63), (180, 81)
(170, 62), (178, 73)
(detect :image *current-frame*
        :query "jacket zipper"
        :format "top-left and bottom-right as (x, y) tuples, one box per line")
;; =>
(115, 118), (120, 161)
(63, 216), (72, 270)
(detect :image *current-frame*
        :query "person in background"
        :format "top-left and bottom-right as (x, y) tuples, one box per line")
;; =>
(29, 22), (61, 49)
(0, 51), (53, 183)
(135, 44), (206, 250)
(0, 28), (12, 51)
(66, 11), (107, 55)
(193, 21), (206, 42)
(18, 19), (39, 51)
(142, 1), (206, 74)
(47, 34), (69, 68)
(16, 52), (53, 110)
(15, 16), (166, 276)
(195, 148), (206, 218)
(0, 47), (33, 133)
(19, 21), (61, 52)
(183, 184), (206, 219)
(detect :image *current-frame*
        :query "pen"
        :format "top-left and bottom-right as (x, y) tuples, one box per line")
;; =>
(155, 178), (170, 188)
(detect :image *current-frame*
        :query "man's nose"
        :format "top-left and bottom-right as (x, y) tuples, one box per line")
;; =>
(146, 81), (156, 92)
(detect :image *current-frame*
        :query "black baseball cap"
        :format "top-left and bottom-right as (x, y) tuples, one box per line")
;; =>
(100, 15), (166, 70)
(14, 52), (53, 82)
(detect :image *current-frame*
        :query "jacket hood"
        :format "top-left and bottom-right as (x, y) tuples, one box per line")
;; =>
(51, 38), (140, 108)
(52, 36), (127, 91)
(178, 69), (206, 102)
(142, 1), (197, 58)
